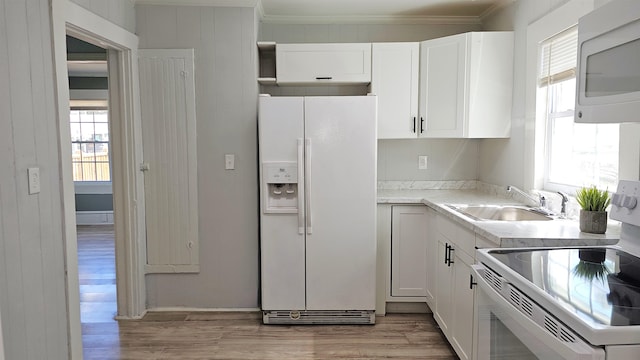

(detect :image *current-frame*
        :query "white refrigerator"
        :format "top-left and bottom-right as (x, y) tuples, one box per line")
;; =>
(258, 95), (377, 324)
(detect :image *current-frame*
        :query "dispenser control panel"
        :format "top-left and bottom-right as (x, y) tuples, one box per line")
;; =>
(264, 162), (298, 184)
(262, 162), (299, 214)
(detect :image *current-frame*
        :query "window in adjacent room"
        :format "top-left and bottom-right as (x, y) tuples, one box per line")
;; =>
(538, 25), (619, 193)
(70, 104), (110, 181)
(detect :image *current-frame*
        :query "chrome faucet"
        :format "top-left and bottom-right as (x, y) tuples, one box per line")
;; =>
(557, 191), (569, 218)
(506, 185), (546, 208)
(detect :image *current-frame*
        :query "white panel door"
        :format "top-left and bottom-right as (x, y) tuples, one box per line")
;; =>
(139, 49), (199, 273)
(372, 43), (420, 139)
(304, 96), (377, 310)
(434, 235), (453, 333)
(391, 205), (428, 297)
(419, 34), (466, 137)
(258, 96), (306, 310)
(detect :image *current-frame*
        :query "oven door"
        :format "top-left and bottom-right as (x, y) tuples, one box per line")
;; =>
(471, 265), (605, 360)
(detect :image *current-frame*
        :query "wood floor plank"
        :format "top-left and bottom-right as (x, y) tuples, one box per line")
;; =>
(78, 225), (457, 360)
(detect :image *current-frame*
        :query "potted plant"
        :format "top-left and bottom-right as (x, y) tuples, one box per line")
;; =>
(576, 186), (611, 234)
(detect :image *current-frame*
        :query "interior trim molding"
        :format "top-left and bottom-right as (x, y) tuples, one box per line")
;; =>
(259, 14), (483, 25)
(134, 0), (258, 7)
(479, 0), (515, 21)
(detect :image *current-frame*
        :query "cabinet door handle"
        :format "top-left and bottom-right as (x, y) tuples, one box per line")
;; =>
(420, 117), (425, 133)
(413, 117), (416, 133)
(315, 76), (332, 80)
(444, 243), (449, 264)
(469, 274), (477, 289)
(447, 245), (455, 267)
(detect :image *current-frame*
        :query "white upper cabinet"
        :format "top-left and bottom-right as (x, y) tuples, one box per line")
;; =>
(276, 43), (372, 85)
(372, 43), (420, 139)
(419, 32), (514, 138)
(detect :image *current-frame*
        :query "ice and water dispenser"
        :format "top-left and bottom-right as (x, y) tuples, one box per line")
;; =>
(262, 162), (298, 213)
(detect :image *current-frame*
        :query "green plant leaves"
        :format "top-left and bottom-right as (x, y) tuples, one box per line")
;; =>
(575, 186), (611, 211)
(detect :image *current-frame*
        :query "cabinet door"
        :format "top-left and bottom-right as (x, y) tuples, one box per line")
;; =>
(372, 43), (420, 139)
(419, 34), (467, 138)
(434, 235), (453, 333)
(391, 205), (428, 297)
(450, 252), (475, 360)
(276, 43), (372, 85)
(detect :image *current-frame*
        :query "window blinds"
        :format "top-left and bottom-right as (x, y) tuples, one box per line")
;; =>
(539, 26), (578, 86)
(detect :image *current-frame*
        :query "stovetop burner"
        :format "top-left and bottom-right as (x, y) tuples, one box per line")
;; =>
(488, 247), (640, 327)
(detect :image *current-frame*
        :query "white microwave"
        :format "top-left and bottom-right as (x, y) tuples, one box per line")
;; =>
(575, 0), (640, 123)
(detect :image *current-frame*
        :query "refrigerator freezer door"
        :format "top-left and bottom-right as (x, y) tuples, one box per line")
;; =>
(304, 96), (377, 310)
(259, 96), (306, 310)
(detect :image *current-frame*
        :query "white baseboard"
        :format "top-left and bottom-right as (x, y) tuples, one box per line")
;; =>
(76, 211), (114, 225)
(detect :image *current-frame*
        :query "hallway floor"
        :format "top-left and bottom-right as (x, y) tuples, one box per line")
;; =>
(78, 224), (117, 324)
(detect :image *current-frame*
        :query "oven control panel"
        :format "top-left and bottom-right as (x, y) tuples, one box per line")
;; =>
(611, 180), (640, 226)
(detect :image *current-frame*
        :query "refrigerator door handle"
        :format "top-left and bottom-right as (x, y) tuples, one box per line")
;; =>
(297, 138), (304, 235)
(305, 138), (313, 234)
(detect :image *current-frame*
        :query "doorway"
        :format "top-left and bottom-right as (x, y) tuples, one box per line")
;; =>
(66, 36), (118, 326)
(52, 3), (147, 357)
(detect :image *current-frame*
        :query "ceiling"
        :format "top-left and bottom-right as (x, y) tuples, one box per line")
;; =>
(133, 0), (510, 23)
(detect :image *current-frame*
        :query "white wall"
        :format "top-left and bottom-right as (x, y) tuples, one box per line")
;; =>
(480, 0), (640, 188)
(260, 21), (482, 181)
(0, 0), (69, 358)
(70, 0), (136, 33)
(136, 5), (261, 308)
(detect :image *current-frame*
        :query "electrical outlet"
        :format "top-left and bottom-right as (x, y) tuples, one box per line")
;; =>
(418, 156), (428, 170)
(225, 154), (235, 170)
(28, 167), (41, 194)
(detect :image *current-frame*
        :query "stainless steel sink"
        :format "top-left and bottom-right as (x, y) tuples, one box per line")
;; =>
(447, 204), (553, 221)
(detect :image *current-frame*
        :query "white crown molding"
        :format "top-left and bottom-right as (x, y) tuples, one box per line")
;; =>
(134, 0), (258, 7)
(260, 14), (483, 25)
(256, 0), (265, 19)
(479, 0), (515, 21)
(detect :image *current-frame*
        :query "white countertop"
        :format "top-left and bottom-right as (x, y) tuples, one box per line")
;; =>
(378, 189), (620, 248)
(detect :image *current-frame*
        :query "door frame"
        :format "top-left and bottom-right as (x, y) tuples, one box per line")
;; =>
(51, 1), (146, 358)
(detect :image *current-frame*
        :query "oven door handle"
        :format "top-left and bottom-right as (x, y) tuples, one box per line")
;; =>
(471, 265), (605, 360)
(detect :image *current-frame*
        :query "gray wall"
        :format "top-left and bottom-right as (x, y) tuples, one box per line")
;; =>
(260, 21), (482, 182)
(136, 5), (261, 308)
(70, 0), (136, 33)
(0, 0), (69, 358)
(259, 22), (482, 43)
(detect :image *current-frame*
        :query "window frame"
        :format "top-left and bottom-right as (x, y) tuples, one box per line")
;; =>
(70, 106), (112, 183)
(536, 28), (618, 194)
(524, 0), (595, 192)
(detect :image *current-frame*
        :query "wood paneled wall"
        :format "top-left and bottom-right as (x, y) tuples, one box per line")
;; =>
(0, 0), (69, 358)
(136, 5), (260, 308)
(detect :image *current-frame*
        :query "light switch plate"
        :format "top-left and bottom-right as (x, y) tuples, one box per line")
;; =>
(418, 156), (428, 170)
(28, 167), (41, 194)
(225, 154), (235, 170)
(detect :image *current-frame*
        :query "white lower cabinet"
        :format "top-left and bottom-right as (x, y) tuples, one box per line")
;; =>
(376, 204), (429, 314)
(391, 205), (429, 297)
(431, 213), (476, 360)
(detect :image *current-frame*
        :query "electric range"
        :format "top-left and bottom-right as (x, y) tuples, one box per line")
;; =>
(473, 180), (640, 358)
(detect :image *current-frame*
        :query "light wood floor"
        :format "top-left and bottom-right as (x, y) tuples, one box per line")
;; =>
(78, 225), (457, 360)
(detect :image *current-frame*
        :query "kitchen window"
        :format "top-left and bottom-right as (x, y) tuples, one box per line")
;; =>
(70, 107), (110, 181)
(538, 26), (619, 193)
